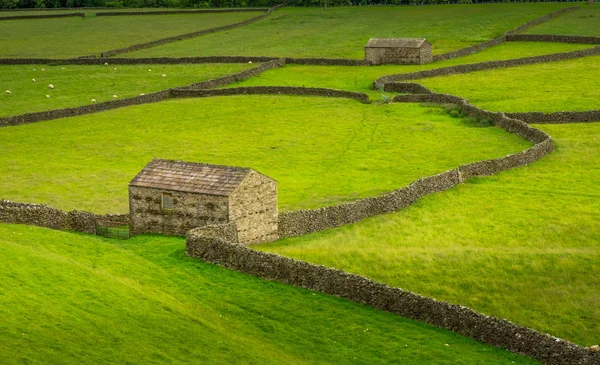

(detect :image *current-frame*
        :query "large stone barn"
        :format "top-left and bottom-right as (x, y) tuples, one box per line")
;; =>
(364, 38), (433, 65)
(129, 158), (278, 245)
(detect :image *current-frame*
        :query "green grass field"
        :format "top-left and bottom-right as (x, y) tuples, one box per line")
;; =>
(257, 122), (600, 346)
(0, 11), (262, 58)
(0, 224), (539, 364)
(228, 42), (592, 96)
(0, 63), (254, 117)
(525, 5), (600, 36)
(0, 96), (531, 213)
(123, 4), (571, 59)
(414, 54), (600, 112)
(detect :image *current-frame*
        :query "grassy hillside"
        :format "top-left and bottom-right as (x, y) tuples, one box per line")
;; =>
(0, 11), (262, 58)
(524, 5), (600, 36)
(257, 122), (600, 346)
(415, 54), (600, 112)
(0, 63), (254, 117)
(0, 96), (531, 213)
(123, 4), (571, 58)
(0, 224), (539, 365)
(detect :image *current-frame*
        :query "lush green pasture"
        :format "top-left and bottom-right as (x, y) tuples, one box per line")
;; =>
(0, 224), (539, 364)
(0, 96), (530, 213)
(0, 63), (254, 117)
(229, 42), (591, 96)
(124, 4), (571, 59)
(257, 122), (600, 346)
(0, 12), (262, 58)
(525, 5), (600, 36)
(415, 54), (600, 112)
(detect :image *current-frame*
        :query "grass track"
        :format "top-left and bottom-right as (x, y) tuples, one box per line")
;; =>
(0, 63), (254, 117)
(414, 54), (600, 112)
(0, 96), (530, 213)
(123, 4), (572, 59)
(0, 12), (262, 58)
(0, 224), (539, 365)
(257, 122), (600, 346)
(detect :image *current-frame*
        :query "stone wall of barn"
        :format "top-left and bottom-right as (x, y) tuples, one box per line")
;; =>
(365, 47), (428, 65)
(129, 186), (229, 236)
(229, 171), (278, 245)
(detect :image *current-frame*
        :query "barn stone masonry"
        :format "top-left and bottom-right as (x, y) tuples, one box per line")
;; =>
(365, 38), (432, 65)
(129, 159), (277, 245)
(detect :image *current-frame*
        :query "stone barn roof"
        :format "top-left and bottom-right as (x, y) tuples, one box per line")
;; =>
(365, 38), (430, 48)
(129, 158), (262, 196)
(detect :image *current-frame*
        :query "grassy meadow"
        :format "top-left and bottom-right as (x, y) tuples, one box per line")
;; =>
(0, 224), (539, 364)
(257, 122), (600, 346)
(525, 5), (600, 36)
(0, 96), (531, 213)
(0, 63), (254, 117)
(0, 11), (262, 58)
(228, 42), (592, 96)
(415, 54), (600, 112)
(123, 4), (572, 59)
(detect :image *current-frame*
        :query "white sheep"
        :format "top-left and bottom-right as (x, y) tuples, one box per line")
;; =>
(104, 63), (109, 66)
(6, 90), (11, 94)
(32, 79), (36, 82)
(46, 95), (50, 98)
(140, 93), (145, 96)
(91, 99), (96, 103)
(48, 84), (54, 89)
(248, 61), (253, 64)
(162, 74), (166, 78)
(41, 68), (45, 71)
(113, 95), (118, 98)
(148, 69), (152, 72)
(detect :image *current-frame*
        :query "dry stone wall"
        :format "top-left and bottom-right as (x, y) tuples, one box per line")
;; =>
(186, 233), (600, 365)
(375, 46), (600, 87)
(95, 8), (270, 16)
(0, 200), (128, 235)
(507, 34), (600, 45)
(0, 12), (84, 20)
(171, 86), (370, 103)
(506, 110), (600, 124)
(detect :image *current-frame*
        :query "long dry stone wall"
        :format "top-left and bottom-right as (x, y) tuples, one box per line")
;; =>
(186, 233), (600, 365)
(95, 8), (270, 16)
(0, 200), (128, 235)
(171, 86), (370, 103)
(0, 12), (84, 20)
(0, 59), (284, 127)
(432, 6), (579, 61)
(506, 110), (600, 124)
(507, 34), (600, 45)
(375, 46), (600, 87)
(100, 4), (284, 58)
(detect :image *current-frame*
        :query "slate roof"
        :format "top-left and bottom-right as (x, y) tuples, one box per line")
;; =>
(129, 159), (251, 196)
(365, 38), (430, 48)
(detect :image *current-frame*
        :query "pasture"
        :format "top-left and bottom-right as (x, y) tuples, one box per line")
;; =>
(1, 3), (598, 364)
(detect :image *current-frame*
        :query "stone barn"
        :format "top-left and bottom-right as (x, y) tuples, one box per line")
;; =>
(364, 38), (433, 65)
(128, 158), (278, 245)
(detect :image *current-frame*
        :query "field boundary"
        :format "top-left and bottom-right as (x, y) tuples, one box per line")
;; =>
(99, 4), (284, 58)
(95, 8), (270, 16)
(374, 45), (600, 87)
(507, 34), (600, 45)
(0, 12), (84, 20)
(432, 5), (579, 61)
(0, 59), (285, 127)
(506, 110), (600, 124)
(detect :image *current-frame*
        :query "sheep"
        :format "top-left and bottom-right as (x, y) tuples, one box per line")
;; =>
(32, 79), (36, 82)
(48, 84), (54, 89)
(41, 68), (45, 71)
(46, 95), (50, 98)
(162, 74), (166, 78)
(91, 99), (97, 103)
(148, 69), (152, 72)
(104, 63), (109, 66)
(140, 93), (145, 96)
(6, 90), (11, 94)
(248, 61), (253, 64)
(113, 95), (118, 98)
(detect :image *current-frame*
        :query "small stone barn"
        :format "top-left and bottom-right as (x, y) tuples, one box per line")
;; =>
(128, 158), (278, 245)
(364, 38), (432, 65)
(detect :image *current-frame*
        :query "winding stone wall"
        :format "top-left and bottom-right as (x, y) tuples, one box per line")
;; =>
(0, 59), (284, 128)
(186, 233), (600, 365)
(172, 86), (370, 103)
(0, 12), (84, 20)
(432, 6), (580, 62)
(100, 4), (284, 57)
(374, 46), (600, 87)
(505, 110), (600, 124)
(95, 8), (270, 16)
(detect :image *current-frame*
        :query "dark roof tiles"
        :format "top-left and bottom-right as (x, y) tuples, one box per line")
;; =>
(129, 159), (251, 196)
